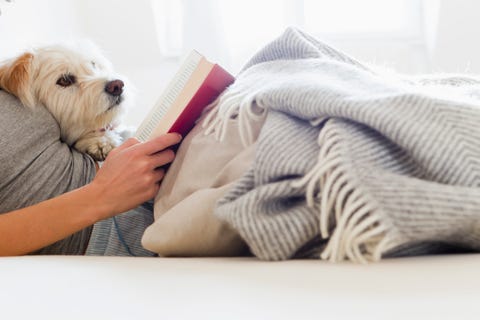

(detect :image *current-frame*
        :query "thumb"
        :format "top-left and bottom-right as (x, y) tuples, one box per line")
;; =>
(109, 138), (140, 156)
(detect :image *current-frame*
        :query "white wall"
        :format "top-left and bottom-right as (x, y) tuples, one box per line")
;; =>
(431, 0), (480, 73)
(2, 0), (480, 127)
(0, 0), (182, 126)
(0, 0), (82, 57)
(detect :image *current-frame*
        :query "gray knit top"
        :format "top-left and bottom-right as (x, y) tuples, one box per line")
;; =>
(0, 90), (96, 254)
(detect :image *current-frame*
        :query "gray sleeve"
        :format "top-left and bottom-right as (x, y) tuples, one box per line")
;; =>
(0, 90), (97, 254)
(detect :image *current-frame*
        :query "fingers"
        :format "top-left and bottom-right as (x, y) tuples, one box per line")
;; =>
(108, 138), (140, 157)
(153, 168), (166, 183)
(117, 138), (140, 151)
(134, 133), (182, 155)
(150, 149), (176, 168)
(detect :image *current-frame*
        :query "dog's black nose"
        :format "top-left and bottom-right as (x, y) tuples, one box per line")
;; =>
(105, 80), (124, 96)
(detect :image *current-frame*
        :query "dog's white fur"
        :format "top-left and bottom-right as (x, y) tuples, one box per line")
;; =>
(0, 41), (132, 160)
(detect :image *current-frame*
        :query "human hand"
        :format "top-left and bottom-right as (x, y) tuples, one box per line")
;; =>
(88, 133), (182, 220)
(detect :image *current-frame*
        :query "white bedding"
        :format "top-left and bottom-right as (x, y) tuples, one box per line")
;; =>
(1, 254), (479, 320)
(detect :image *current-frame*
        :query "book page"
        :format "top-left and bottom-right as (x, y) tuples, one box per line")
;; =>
(135, 51), (203, 142)
(148, 57), (214, 139)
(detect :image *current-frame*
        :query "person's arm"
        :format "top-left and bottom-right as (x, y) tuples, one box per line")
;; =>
(0, 133), (182, 256)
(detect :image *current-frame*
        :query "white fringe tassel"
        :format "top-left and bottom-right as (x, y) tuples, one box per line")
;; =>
(202, 87), (267, 147)
(204, 83), (393, 263)
(292, 122), (392, 263)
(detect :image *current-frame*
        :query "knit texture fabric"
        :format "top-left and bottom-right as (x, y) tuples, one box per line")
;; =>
(0, 90), (96, 254)
(212, 27), (480, 263)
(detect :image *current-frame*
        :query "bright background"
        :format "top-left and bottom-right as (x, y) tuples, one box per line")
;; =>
(0, 0), (478, 126)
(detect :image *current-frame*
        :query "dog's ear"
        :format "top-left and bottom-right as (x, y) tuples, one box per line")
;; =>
(0, 52), (36, 107)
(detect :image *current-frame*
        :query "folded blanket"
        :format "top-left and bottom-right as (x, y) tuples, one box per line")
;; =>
(211, 27), (480, 263)
(142, 111), (265, 256)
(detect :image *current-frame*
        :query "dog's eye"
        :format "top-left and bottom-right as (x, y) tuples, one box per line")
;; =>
(56, 74), (76, 87)
(91, 61), (97, 69)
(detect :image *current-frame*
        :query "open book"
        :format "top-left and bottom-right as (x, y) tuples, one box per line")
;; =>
(135, 51), (235, 142)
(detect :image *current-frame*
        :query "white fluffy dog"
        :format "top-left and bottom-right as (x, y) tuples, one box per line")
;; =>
(0, 42), (132, 160)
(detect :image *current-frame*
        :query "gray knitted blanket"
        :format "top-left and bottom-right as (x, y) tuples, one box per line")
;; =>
(212, 27), (480, 263)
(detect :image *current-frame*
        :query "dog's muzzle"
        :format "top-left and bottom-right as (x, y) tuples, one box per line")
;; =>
(105, 79), (124, 109)
(105, 79), (124, 96)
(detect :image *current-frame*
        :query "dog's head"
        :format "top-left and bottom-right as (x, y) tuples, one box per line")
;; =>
(0, 41), (132, 145)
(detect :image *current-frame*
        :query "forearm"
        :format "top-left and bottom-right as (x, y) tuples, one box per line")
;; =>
(0, 184), (108, 256)
(0, 134), (181, 257)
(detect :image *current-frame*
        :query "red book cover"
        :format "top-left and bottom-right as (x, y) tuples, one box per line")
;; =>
(168, 65), (235, 136)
